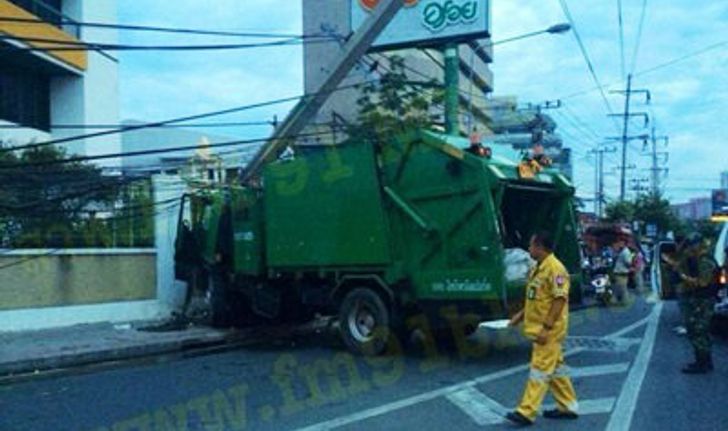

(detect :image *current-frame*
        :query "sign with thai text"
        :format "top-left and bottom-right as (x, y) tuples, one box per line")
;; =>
(351, 0), (490, 50)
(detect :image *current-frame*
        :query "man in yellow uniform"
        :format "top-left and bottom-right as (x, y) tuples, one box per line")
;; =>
(505, 231), (579, 426)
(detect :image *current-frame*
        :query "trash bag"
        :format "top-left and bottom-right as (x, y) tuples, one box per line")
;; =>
(504, 248), (535, 283)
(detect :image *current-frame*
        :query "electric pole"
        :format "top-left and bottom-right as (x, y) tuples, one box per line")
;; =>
(608, 74), (651, 201)
(645, 127), (669, 197)
(589, 145), (617, 217)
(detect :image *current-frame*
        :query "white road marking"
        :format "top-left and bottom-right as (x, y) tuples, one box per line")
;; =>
(570, 363), (630, 378)
(544, 397), (616, 415)
(605, 302), (663, 431)
(445, 387), (509, 425)
(293, 312), (653, 431)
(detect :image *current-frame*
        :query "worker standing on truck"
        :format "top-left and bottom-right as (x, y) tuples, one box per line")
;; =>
(505, 231), (579, 426)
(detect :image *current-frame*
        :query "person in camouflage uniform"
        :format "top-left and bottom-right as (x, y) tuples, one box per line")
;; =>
(667, 233), (718, 374)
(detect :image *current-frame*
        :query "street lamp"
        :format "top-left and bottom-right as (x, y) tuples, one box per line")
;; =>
(455, 23), (573, 135)
(488, 23), (572, 47)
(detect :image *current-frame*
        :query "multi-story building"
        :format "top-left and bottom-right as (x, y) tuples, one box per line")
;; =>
(0, 0), (120, 167)
(672, 197), (713, 221)
(300, 0), (494, 145)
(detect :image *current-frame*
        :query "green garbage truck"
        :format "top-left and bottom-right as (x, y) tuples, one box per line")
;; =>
(174, 129), (582, 355)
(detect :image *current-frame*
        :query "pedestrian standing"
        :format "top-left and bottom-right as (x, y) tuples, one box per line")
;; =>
(505, 231), (578, 426)
(632, 246), (646, 294)
(665, 233), (718, 374)
(612, 238), (632, 305)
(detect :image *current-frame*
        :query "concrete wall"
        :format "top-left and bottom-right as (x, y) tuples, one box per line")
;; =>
(0, 249), (163, 332)
(0, 175), (190, 332)
(0, 249), (156, 311)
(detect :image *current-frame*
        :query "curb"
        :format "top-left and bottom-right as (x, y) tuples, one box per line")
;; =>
(0, 331), (233, 378)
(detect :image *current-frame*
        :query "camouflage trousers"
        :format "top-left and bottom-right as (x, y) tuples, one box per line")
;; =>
(684, 297), (715, 355)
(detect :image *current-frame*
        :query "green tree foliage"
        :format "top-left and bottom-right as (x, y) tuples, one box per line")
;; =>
(0, 143), (153, 248)
(604, 194), (683, 236)
(347, 55), (443, 142)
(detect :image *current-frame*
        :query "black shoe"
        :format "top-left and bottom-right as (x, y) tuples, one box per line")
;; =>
(505, 411), (533, 426)
(543, 409), (579, 420)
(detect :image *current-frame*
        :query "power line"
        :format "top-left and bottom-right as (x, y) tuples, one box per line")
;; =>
(617, 0), (626, 80)
(560, 40), (728, 100)
(557, 0), (620, 133)
(0, 16), (322, 39)
(0, 34), (336, 52)
(630, 0), (649, 75)
(0, 131), (332, 169)
(0, 121), (275, 130)
(635, 40), (727, 77)
(0, 81), (373, 155)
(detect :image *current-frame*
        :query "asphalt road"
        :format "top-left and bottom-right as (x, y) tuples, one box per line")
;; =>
(1, 296), (727, 431)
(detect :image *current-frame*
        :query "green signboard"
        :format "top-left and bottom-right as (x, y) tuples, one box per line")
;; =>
(351, 0), (490, 51)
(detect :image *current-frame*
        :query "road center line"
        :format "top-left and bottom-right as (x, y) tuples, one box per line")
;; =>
(294, 310), (653, 431)
(605, 302), (663, 431)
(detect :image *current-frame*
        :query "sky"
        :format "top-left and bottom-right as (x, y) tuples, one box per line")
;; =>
(117, 0), (728, 206)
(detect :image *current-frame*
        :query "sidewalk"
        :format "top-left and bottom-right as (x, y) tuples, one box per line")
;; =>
(0, 320), (239, 377)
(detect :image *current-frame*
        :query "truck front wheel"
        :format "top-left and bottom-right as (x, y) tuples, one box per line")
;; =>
(339, 288), (398, 356)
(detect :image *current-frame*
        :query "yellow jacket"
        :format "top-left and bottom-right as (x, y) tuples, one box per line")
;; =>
(523, 253), (571, 342)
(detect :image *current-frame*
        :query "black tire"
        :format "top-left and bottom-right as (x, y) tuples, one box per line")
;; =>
(338, 288), (397, 356)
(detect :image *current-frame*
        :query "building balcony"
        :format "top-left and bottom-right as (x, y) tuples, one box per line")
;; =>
(0, 0), (87, 72)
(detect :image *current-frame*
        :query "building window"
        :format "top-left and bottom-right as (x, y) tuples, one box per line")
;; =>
(0, 64), (51, 132)
(8, 0), (64, 27)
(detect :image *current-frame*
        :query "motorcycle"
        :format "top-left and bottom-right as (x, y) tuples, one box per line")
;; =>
(585, 254), (614, 306)
(592, 273), (613, 306)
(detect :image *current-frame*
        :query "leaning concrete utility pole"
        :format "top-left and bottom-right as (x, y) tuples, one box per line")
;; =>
(242, 0), (404, 182)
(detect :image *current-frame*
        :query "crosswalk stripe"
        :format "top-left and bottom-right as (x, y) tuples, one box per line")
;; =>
(445, 386), (508, 425)
(571, 362), (630, 378)
(544, 397), (616, 415)
(447, 386), (619, 426)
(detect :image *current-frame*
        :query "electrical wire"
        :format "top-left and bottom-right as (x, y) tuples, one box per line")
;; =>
(617, 0), (626, 80)
(0, 121), (275, 130)
(630, 0), (649, 75)
(557, 0), (621, 133)
(0, 16), (324, 39)
(560, 40), (728, 100)
(0, 130), (335, 169)
(0, 80), (375, 154)
(0, 34), (336, 52)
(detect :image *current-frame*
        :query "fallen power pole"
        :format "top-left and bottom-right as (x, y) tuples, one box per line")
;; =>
(241, 0), (404, 182)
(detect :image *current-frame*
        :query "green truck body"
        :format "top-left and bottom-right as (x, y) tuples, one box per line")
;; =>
(175, 129), (581, 354)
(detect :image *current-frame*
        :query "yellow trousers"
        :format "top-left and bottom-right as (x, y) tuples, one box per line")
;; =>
(516, 341), (578, 421)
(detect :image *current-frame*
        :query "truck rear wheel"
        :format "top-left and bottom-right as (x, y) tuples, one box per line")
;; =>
(339, 288), (397, 356)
